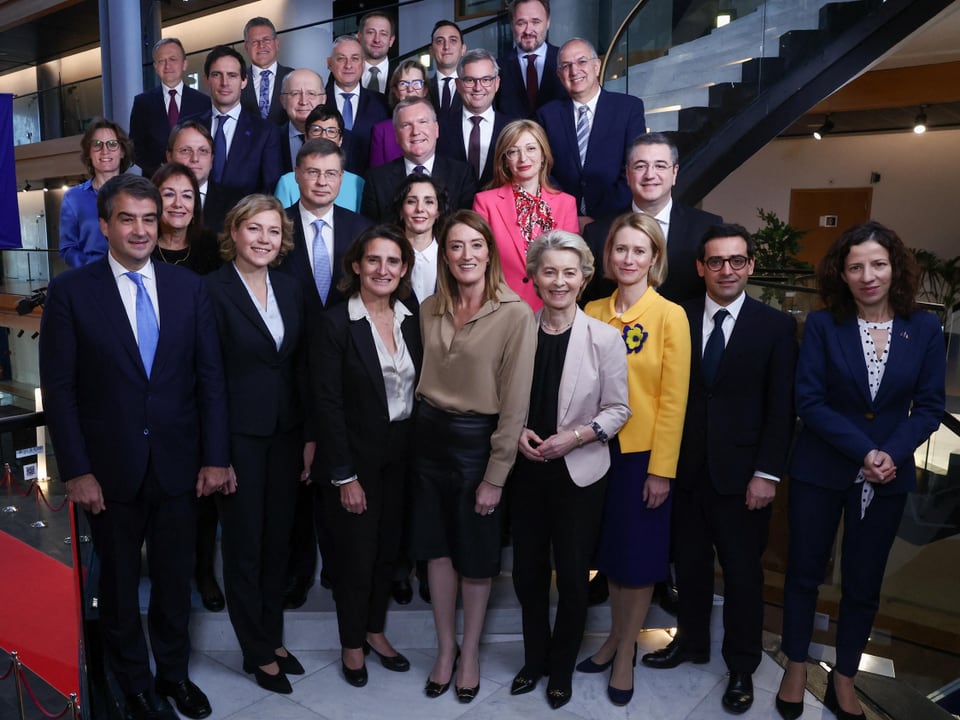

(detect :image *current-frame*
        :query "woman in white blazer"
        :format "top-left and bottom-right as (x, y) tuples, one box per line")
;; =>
(509, 230), (631, 710)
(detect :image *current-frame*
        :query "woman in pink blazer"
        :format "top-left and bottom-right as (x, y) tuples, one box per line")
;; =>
(473, 120), (579, 310)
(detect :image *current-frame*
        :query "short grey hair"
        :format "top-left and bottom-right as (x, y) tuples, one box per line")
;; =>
(559, 37), (599, 59)
(457, 48), (500, 78)
(525, 230), (596, 299)
(392, 96), (437, 126)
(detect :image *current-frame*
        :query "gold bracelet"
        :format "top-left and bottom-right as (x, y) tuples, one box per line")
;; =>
(573, 428), (584, 447)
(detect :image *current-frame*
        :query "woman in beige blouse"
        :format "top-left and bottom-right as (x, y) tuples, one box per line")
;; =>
(412, 209), (536, 703)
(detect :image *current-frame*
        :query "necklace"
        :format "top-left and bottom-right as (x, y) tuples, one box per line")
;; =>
(157, 244), (191, 266)
(540, 316), (573, 334)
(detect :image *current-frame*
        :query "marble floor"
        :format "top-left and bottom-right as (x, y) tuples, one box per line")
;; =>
(186, 629), (826, 720)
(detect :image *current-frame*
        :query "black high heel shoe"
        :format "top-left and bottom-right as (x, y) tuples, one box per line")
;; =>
(242, 660), (292, 694)
(363, 641), (410, 672)
(425, 647), (460, 698)
(824, 669), (865, 720)
(775, 664), (806, 720)
(606, 643), (637, 707)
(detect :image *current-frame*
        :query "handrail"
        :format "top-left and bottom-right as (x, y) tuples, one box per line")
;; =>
(599, 0), (650, 79)
(0, 411), (45, 433)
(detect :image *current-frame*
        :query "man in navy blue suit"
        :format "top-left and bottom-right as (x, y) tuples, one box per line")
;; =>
(535, 37), (646, 221)
(239, 17), (294, 125)
(129, 38), (209, 180)
(496, 0), (567, 118)
(428, 20), (466, 121)
(39, 175), (231, 720)
(202, 45), (282, 198)
(641, 224), (797, 716)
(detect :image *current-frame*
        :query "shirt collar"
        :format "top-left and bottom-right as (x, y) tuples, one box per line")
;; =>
(462, 105), (495, 122)
(633, 196), (673, 228)
(251, 62), (279, 81)
(212, 101), (242, 119)
(348, 294), (413, 322)
(705, 290), (747, 322)
(574, 88), (601, 114)
(300, 202), (335, 226)
(404, 155), (436, 175)
(518, 43), (548, 61)
(109, 253), (155, 282)
(161, 81), (185, 95)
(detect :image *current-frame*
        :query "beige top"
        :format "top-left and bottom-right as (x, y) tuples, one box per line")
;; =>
(417, 283), (537, 487)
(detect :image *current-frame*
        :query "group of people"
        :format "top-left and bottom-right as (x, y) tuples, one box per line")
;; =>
(41, 2), (946, 720)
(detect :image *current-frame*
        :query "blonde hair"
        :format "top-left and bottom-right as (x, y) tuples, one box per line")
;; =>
(603, 212), (668, 288)
(489, 119), (557, 192)
(219, 194), (294, 267)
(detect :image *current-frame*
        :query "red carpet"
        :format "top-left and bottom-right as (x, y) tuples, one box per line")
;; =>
(0, 530), (80, 698)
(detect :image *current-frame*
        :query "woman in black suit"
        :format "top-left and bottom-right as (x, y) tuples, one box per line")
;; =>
(206, 194), (312, 694)
(312, 224), (422, 688)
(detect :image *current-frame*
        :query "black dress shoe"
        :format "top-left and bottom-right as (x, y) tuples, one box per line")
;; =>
(510, 667), (541, 695)
(275, 651), (305, 675)
(196, 574), (225, 612)
(546, 684), (572, 710)
(283, 575), (313, 609)
(391, 579), (413, 605)
(576, 654), (614, 673)
(641, 638), (709, 669)
(587, 573), (609, 605)
(363, 641), (410, 671)
(124, 691), (173, 720)
(722, 672), (754, 714)
(155, 678), (211, 719)
(776, 693), (805, 720)
(456, 682), (479, 703)
(242, 662), (293, 694)
(342, 661), (368, 687)
(824, 669), (865, 720)
(425, 648), (459, 698)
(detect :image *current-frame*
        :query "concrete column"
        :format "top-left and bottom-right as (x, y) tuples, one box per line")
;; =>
(99, 0), (143, 123)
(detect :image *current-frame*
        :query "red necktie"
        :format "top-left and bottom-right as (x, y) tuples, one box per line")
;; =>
(167, 89), (179, 128)
(468, 116), (482, 178)
(524, 54), (538, 111)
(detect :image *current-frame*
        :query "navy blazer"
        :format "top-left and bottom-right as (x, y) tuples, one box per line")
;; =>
(535, 89), (646, 218)
(323, 85), (390, 175)
(361, 155), (479, 223)
(129, 85), (209, 179)
(496, 43), (568, 118)
(312, 298), (423, 482)
(201, 108), (282, 196)
(240, 64), (294, 125)
(277, 202), (373, 312)
(428, 75), (463, 121)
(581, 202), (723, 305)
(677, 295), (798, 495)
(437, 110), (513, 189)
(205, 264), (306, 438)
(790, 308), (945, 495)
(39, 259), (230, 502)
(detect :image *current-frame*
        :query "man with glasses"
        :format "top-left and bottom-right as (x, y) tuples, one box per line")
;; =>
(428, 20), (466, 120)
(438, 49), (512, 187)
(641, 223), (797, 717)
(536, 37), (645, 223)
(130, 38), (209, 179)
(240, 17), (293, 124)
(277, 69), (327, 173)
(583, 132), (722, 305)
(496, 0), (567, 118)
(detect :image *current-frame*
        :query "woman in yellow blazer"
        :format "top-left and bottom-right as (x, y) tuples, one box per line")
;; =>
(579, 212), (691, 707)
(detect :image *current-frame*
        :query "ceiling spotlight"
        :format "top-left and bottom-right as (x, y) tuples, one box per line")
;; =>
(914, 106), (927, 134)
(813, 116), (834, 140)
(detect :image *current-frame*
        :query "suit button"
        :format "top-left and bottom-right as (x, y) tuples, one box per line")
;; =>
(865, 412), (875, 420)
(143, 428), (150, 436)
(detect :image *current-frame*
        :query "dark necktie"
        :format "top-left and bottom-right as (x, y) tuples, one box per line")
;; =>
(413, 165), (427, 175)
(258, 69), (272, 119)
(212, 114), (229, 183)
(167, 89), (179, 128)
(441, 77), (452, 112)
(341, 93), (355, 131)
(468, 116), (482, 179)
(524, 54), (538, 111)
(702, 308), (729, 385)
(368, 67), (380, 93)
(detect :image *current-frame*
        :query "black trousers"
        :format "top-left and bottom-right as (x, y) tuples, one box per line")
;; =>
(510, 457), (607, 683)
(218, 429), (301, 666)
(87, 465), (196, 695)
(324, 421), (410, 648)
(672, 473), (771, 674)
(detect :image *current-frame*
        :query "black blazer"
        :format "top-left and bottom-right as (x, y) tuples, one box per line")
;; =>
(496, 43), (568, 118)
(200, 108), (282, 196)
(312, 298), (423, 482)
(323, 85), (391, 175)
(277, 203), (373, 312)
(205, 263), (306, 437)
(361, 155), (479, 223)
(202, 181), (246, 236)
(676, 295), (797, 495)
(437, 110), (513, 188)
(428, 75), (463, 121)
(581, 202), (723, 305)
(129, 85), (209, 179)
(278, 120), (301, 175)
(240, 64), (294, 125)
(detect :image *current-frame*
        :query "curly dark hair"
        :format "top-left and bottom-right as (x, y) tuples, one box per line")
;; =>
(389, 174), (449, 232)
(816, 221), (918, 320)
(337, 224), (414, 303)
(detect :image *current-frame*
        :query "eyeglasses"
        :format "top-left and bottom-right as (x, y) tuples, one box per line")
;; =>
(308, 125), (342, 138)
(557, 57), (596, 74)
(703, 255), (750, 271)
(92, 139), (121, 152)
(247, 37), (276, 47)
(281, 90), (325, 100)
(460, 75), (497, 88)
(174, 146), (212, 159)
(396, 79), (425, 90)
(629, 161), (676, 174)
(505, 143), (541, 159)
(301, 168), (342, 182)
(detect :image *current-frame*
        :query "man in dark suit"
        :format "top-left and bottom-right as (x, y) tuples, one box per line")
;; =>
(582, 133), (723, 305)
(641, 224), (797, 716)
(428, 20), (465, 120)
(39, 175), (231, 720)
(358, 11), (395, 95)
(240, 16), (293, 125)
(277, 68), (326, 175)
(438, 49), (512, 189)
(325, 35), (390, 176)
(129, 38), (209, 179)
(277, 138), (372, 607)
(496, 0), (567, 118)
(362, 97), (478, 222)
(536, 37), (646, 220)
(202, 45), (282, 199)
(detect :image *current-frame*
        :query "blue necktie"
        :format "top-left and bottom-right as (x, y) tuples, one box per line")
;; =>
(576, 104), (590, 167)
(340, 93), (355, 131)
(258, 69), (272, 119)
(127, 272), (159, 376)
(212, 114), (229, 183)
(311, 218), (332, 304)
(702, 308), (728, 385)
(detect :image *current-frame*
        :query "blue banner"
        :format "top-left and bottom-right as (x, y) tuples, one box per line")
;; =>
(0, 94), (22, 249)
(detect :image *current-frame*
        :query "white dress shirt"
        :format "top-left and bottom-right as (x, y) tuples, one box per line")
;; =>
(333, 83), (359, 121)
(461, 105), (495, 175)
(363, 59), (390, 91)
(162, 81), (185, 112)
(299, 203), (335, 271)
(249, 62), (279, 110)
(403, 155), (436, 175)
(411, 239), (438, 301)
(211, 102), (242, 154)
(517, 42), (547, 87)
(634, 196), (673, 243)
(109, 254), (159, 341)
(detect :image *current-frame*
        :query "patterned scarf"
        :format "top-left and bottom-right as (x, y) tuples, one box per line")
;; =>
(514, 185), (555, 247)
